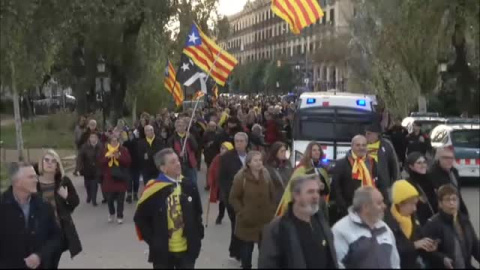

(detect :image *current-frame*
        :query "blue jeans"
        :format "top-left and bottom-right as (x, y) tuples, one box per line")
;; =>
(182, 166), (197, 186)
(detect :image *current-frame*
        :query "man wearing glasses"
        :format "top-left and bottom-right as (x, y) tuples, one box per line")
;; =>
(429, 147), (469, 216)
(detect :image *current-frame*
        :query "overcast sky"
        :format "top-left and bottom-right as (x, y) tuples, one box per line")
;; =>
(218, 0), (248, 16)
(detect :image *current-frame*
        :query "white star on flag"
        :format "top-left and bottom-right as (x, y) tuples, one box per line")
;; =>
(181, 63), (190, 72)
(188, 33), (199, 45)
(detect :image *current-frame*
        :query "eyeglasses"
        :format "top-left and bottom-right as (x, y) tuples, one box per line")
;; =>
(43, 157), (57, 164)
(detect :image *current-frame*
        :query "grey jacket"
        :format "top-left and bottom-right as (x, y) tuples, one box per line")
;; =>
(259, 205), (338, 269)
(332, 208), (400, 269)
(265, 164), (293, 205)
(377, 138), (400, 196)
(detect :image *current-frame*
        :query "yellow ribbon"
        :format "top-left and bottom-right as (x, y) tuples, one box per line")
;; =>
(106, 143), (120, 167)
(351, 151), (374, 186)
(367, 141), (381, 162)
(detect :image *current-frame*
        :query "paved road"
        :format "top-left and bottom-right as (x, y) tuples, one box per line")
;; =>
(60, 164), (479, 269)
(60, 164), (254, 269)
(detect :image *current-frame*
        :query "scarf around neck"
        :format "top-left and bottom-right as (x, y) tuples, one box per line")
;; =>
(391, 204), (413, 239)
(367, 140), (381, 162)
(146, 136), (155, 146)
(106, 143), (120, 167)
(350, 151), (374, 187)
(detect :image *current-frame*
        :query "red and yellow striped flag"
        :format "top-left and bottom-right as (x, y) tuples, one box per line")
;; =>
(183, 23), (238, 86)
(272, 0), (324, 35)
(164, 60), (184, 107)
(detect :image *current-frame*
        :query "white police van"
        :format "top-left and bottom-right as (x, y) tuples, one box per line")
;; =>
(291, 91), (377, 167)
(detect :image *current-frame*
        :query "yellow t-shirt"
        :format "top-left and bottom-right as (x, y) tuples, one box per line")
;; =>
(367, 141), (381, 162)
(167, 182), (188, 252)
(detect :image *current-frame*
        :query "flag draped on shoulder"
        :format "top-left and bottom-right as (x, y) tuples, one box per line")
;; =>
(164, 60), (184, 106)
(271, 0), (324, 35)
(135, 173), (181, 241)
(182, 23), (238, 86)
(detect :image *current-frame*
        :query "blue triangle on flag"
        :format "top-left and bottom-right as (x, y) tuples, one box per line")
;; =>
(185, 23), (202, 47)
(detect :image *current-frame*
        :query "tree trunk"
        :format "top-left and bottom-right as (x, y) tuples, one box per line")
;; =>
(11, 60), (24, 161)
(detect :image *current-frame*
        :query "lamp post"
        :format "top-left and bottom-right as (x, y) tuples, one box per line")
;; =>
(96, 56), (107, 129)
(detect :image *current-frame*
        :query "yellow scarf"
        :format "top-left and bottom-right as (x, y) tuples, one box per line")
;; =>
(106, 143), (120, 167)
(351, 152), (374, 187)
(177, 132), (186, 138)
(146, 136), (155, 147)
(391, 204), (413, 239)
(367, 141), (381, 162)
(219, 112), (229, 126)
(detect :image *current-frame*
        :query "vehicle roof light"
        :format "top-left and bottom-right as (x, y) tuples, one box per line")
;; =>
(306, 98), (316, 104)
(356, 99), (366, 106)
(322, 101), (329, 107)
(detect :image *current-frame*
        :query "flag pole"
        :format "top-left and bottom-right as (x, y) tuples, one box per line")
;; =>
(181, 50), (222, 157)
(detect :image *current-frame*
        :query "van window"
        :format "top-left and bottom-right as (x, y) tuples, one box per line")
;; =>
(295, 107), (374, 141)
(451, 130), (480, 148)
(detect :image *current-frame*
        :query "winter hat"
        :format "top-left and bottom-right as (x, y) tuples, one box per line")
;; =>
(221, 142), (234, 151)
(406, 152), (425, 167)
(392, 180), (419, 205)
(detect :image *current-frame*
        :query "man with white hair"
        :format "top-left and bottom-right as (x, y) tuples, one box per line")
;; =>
(0, 162), (62, 268)
(332, 186), (400, 269)
(138, 125), (165, 195)
(218, 132), (249, 262)
(429, 147), (469, 216)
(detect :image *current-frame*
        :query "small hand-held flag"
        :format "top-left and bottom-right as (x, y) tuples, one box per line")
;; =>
(182, 23), (238, 86)
(271, 0), (324, 35)
(213, 85), (219, 100)
(164, 60), (184, 106)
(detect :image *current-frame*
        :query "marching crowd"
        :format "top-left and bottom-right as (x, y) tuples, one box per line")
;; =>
(1, 95), (479, 269)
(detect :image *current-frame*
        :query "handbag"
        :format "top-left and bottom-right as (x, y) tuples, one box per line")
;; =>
(110, 165), (130, 183)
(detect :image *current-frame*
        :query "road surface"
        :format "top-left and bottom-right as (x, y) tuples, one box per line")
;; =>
(60, 164), (479, 268)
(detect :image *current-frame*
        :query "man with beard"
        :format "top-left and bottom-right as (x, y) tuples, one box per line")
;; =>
(259, 174), (338, 269)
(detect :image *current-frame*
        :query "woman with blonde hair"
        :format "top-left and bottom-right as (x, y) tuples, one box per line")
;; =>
(35, 149), (82, 268)
(229, 150), (276, 269)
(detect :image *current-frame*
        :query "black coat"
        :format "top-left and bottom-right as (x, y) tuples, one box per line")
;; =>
(384, 209), (425, 269)
(258, 205), (338, 269)
(133, 178), (204, 265)
(406, 132), (431, 156)
(123, 138), (141, 171)
(202, 130), (219, 167)
(218, 150), (244, 202)
(35, 173), (82, 259)
(428, 162), (469, 216)
(406, 171), (438, 226)
(138, 137), (164, 180)
(0, 188), (62, 268)
(78, 142), (103, 180)
(386, 125), (408, 163)
(422, 210), (480, 269)
(330, 153), (383, 217)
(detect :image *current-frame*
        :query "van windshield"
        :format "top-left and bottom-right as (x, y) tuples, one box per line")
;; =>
(451, 129), (480, 148)
(294, 107), (375, 141)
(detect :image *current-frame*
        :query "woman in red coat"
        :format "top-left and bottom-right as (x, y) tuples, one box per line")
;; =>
(208, 141), (234, 225)
(100, 132), (131, 224)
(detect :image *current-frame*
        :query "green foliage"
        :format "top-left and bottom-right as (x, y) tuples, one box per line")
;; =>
(0, 162), (8, 193)
(0, 112), (79, 149)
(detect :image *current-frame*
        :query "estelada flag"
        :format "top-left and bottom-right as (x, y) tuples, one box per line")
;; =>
(271, 0), (324, 35)
(164, 60), (184, 106)
(182, 23), (238, 86)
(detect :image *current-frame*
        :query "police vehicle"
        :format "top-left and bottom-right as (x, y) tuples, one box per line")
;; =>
(291, 91), (378, 167)
(402, 112), (446, 135)
(430, 118), (480, 179)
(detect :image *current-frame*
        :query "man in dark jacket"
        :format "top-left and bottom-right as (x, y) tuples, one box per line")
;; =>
(202, 121), (220, 190)
(330, 135), (384, 224)
(406, 122), (431, 156)
(138, 125), (165, 184)
(124, 130), (141, 203)
(429, 147), (469, 216)
(386, 118), (408, 166)
(78, 132), (103, 206)
(259, 174), (338, 269)
(0, 162), (62, 269)
(168, 118), (199, 186)
(134, 148), (204, 269)
(217, 132), (249, 261)
(214, 117), (243, 152)
(422, 184), (479, 269)
(365, 124), (399, 194)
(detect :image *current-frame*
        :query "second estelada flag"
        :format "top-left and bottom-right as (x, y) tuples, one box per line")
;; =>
(182, 23), (238, 86)
(272, 0), (324, 35)
(164, 60), (184, 106)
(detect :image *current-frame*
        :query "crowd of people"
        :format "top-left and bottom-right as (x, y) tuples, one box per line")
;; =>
(0, 95), (478, 269)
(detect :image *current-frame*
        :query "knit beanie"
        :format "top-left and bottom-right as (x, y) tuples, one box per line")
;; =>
(221, 142), (234, 151)
(392, 180), (419, 205)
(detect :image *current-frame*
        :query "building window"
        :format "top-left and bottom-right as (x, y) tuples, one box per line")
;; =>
(330, 9), (335, 25)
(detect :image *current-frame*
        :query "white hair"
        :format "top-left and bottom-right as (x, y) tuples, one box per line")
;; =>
(234, 132), (249, 142)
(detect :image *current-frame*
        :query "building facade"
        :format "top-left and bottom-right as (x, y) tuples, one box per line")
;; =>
(219, 0), (355, 92)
